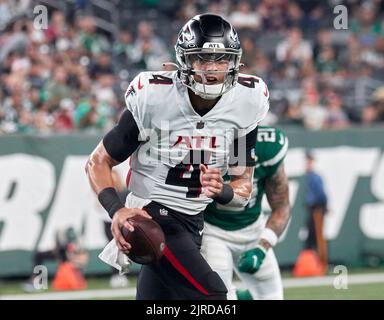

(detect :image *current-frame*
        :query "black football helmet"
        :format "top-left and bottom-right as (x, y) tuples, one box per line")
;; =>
(174, 14), (242, 100)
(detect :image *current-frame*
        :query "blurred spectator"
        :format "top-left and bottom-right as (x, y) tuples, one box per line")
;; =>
(258, 0), (291, 32)
(229, 1), (261, 31)
(76, 16), (110, 55)
(250, 49), (271, 80)
(351, 2), (384, 49)
(17, 108), (34, 133)
(286, 1), (304, 29)
(362, 87), (384, 124)
(44, 66), (71, 112)
(239, 35), (258, 70)
(276, 27), (313, 65)
(343, 63), (381, 121)
(299, 78), (327, 130)
(132, 21), (170, 70)
(89, 50), (114, 79)
(361, 36), (384, 69)
(339, 35), (363, 79)
(74, 95), (113, 131)
(112, 30), (135, 69)
(177, 0), (198, 22)
(315, 46), (339, 75)
(53, 98), (75, 132)
(206, 0), (230, 18)
(300, 96), (327, 131)
(301, 5), (324, 34)
(0, 20), (28, 64)
(0, 0), (13, 27)
(324, 92), (350, 130)
(1, 88), (30, 133)
(33, 104), (52, 133)
(45, 11), (67, 44)
(91, 73), (117, 107)
(313, 28), (333, 61)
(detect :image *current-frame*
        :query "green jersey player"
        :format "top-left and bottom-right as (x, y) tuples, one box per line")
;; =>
(201, 126), (291, 299)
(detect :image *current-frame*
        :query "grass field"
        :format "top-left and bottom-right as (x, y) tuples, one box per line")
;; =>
(284, 283), (384, 300)
(1, 271), (384, 300)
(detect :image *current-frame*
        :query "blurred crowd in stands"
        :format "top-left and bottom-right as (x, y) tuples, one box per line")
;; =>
(0, 0), (384, 134)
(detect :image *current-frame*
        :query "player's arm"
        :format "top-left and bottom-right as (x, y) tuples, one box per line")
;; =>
(261, 163), (290, 249)
(200, 127), (257, 207)
(86, 142), (120, 195)
(86, 110), (151, 253)
(237, 162), (290, 274)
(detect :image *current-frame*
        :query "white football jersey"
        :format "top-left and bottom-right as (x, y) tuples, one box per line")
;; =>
(125, 71), (269, 215)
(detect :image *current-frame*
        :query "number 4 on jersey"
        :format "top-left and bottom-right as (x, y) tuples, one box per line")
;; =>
(166, 150), (211, 198)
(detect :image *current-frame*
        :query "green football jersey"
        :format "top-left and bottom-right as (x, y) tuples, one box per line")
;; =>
(204, 126), (288, 231)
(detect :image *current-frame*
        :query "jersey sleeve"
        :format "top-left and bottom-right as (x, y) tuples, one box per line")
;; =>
(259, 127), (289, 177)
(102, 110), (141, 163)
(124, 73), (150, 141)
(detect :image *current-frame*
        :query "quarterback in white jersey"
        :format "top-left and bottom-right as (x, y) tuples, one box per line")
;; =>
(86, 14), (269, 300)
(125, 70), (268, 215)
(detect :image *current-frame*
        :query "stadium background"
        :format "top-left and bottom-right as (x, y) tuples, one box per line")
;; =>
(0, 0), (384, 299)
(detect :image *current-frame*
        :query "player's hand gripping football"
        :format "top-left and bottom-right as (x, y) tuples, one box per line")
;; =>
(199, 164), (224, 198)
(111, 208), (152, 254)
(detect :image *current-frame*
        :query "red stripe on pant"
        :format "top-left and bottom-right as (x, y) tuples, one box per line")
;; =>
(126, 157), (133, 188)
(162, 245), (209, 296)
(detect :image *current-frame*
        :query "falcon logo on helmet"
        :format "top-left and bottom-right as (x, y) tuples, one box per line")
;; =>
(173, 14), (243, 100)
(179, 24), (195, 44)
(229, 27), (239, 46)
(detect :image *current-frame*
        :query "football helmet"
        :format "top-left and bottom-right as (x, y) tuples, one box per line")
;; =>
(174, 14), (242, 100)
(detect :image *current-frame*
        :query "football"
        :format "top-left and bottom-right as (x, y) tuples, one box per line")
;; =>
(121, 215), (165, 264)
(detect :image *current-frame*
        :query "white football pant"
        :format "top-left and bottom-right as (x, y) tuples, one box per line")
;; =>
(201, 216), (283, 300)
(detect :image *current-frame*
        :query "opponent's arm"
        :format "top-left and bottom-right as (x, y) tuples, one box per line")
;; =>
(261, 163), (290, 249)
(237, 163), (290, 274)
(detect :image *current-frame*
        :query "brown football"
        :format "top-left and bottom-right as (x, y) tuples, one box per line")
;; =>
(121, 215), (165, 264)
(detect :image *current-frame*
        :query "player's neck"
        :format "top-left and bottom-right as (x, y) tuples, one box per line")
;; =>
(188, 89), (220, 116)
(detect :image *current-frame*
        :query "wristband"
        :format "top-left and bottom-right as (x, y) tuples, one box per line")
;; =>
(98, 187), (125, 219)
(260, 228), (278, 247)
(214, 184), (234, 205)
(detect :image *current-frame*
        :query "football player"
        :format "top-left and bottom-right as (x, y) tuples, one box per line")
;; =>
(201, 126), (291, 299)
(86, 14), (269, 300)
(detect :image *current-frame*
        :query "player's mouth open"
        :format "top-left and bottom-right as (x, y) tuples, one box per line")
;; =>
(205, 76), (219, 84)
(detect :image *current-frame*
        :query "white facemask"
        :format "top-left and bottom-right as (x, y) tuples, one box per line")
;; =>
(193, 82), (225, 100)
